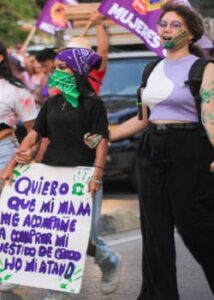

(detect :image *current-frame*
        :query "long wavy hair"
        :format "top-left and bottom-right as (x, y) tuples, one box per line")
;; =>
(0, 41), (24, 87)
(159, 3), (205, 57)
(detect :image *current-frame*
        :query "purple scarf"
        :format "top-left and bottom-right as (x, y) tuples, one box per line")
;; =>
(55, 47), (102, 76)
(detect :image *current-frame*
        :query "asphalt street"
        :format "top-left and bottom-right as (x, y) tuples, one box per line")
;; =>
(1, 228), (213, 300)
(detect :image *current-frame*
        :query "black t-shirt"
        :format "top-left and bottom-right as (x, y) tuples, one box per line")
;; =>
(34, 94), (108, 167)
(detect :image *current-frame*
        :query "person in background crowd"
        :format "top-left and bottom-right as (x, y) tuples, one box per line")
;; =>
(24, 54), (38, 77)
(9, 55), (34, 91)
(8, 55), (35, 143)
(35, 47), (57, 75)
(35, 48), (59, 98)
(12, 43), (25, 67)
(0, 40), (37, 291)
(89, 10), (109, 93)
(31, 59), (47, 109)
(67, 10), (109, 94)
(85, 3), (214, 300)
(0, 47), (121, 297)
(30, 48), (59, 161)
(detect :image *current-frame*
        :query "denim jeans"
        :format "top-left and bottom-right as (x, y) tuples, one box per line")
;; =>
(0, 135), (18, 192)
(90, 187), (117, 266)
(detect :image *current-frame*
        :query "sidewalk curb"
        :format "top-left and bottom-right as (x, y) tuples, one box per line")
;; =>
(98, 208), (140, 235)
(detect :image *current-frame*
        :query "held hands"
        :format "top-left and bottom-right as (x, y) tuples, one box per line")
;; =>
(15, 148), (35, 164)
(84, 132), (103, 149)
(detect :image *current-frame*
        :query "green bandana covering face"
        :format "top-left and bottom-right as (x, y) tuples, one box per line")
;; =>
(48, 69), (80, 108)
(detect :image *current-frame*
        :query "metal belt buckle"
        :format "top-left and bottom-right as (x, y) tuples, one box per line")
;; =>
(157, 124), (168, 130)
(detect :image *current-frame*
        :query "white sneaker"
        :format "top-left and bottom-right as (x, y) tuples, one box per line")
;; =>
(43, 291), (56, 300)
(100, 254), (122, 295)
(0, 283), (17, 291)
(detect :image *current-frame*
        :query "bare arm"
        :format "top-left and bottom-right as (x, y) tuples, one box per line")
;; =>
(15, 129), (42, 162)
(110, 105), (149, 141)
(94, 138), (108, 176)
(201, 63), (214, 145)
(22, 108), (50, 163)
(90, 11), (109, 71)
(200, 63), (214, 171)
(88, 138), (108, 196)
(16, 120), (41, 163)
(84, 105), (149, 146)
(23, 119), (34, 132)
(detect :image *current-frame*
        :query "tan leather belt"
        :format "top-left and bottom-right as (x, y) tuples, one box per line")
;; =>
(0, 128), (14, 140)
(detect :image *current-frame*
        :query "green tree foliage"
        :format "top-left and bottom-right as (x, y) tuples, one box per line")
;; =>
(0, 0), (39, 47)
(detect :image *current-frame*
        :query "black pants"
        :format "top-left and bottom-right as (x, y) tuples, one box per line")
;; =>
(136, 125), (214, 300)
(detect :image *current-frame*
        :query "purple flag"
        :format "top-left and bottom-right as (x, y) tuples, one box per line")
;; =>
(36, 0), (77, 35)
(99, 0), (167, 56)
(99, 0), (213, 56)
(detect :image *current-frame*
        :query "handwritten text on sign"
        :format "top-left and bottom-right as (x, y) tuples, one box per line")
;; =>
(0, 163), (93, 294)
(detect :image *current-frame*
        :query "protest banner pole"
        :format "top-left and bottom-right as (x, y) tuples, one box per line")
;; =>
(80, 20), (93, 37)
(21, 26), (37, 52)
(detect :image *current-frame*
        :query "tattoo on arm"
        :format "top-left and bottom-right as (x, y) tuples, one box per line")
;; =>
(202, 109), (214, 141)
(201, 81), (214, 104)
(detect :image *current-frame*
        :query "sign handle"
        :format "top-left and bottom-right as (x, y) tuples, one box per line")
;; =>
(21, 26), (37, 52)
(80, 20), (93, 37)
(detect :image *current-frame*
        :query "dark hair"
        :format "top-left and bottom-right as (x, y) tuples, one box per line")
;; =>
(36, 48), (57, 63)
(74, 72), (96, 97)
(0, 41), (24, 87)
(9, 55), (25, 72)
(159, 3), (205, 57)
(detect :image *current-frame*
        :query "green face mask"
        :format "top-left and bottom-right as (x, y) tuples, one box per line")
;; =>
(48, 69), (80, 108)
(163, 29), (188, 50)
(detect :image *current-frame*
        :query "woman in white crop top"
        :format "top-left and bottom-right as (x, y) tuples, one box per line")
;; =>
(86, 3), (214, 300)
(0, 42), (37, 185)
(0, 42), (37, 181)
(0, 42), (37, 291)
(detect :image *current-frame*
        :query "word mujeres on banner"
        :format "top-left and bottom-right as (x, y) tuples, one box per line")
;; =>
(98, 0), (213, 56)
(36, 0), (78, 35)
(99, 0), (166, 57)
(0, 163), (93, 294)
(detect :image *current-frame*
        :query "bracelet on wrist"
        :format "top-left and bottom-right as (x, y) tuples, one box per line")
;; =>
(90, 176), (103, 184)
(95, 165), (104, 170)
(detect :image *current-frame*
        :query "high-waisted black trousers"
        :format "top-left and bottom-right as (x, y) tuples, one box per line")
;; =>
(136, 125), (214, 300)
